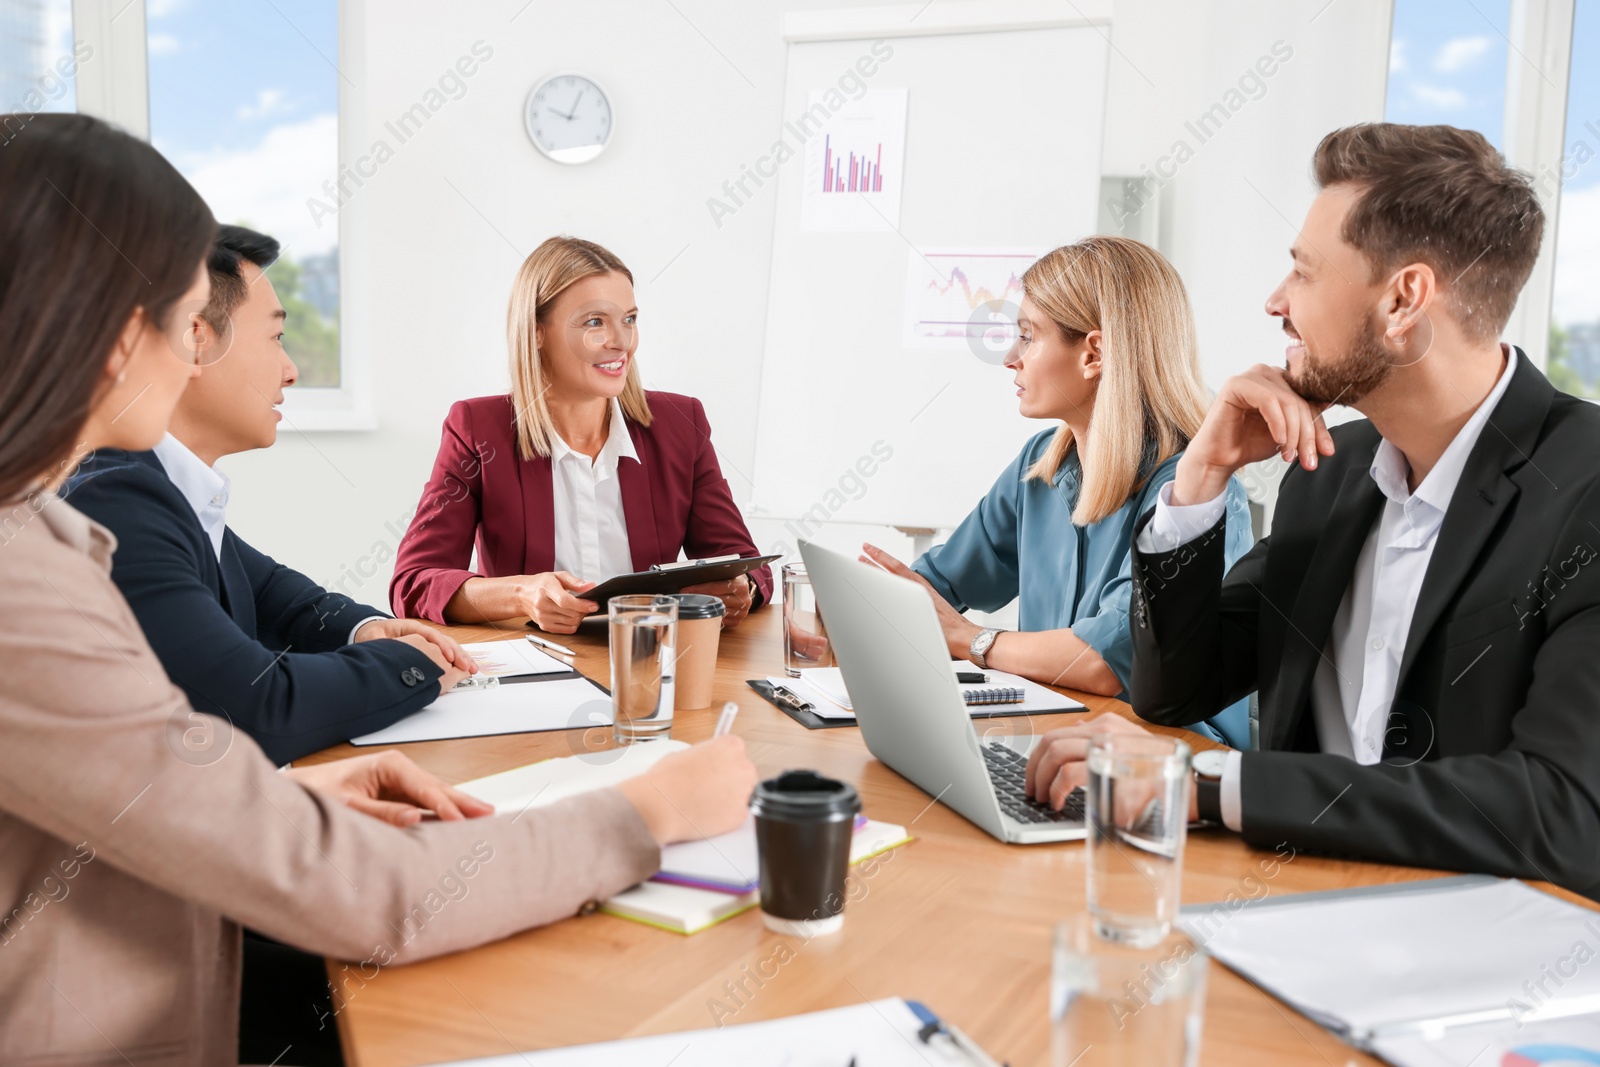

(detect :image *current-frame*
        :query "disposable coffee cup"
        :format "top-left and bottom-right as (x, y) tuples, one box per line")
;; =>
(750, 770), (861, 937)
(670, 594), (725, 711)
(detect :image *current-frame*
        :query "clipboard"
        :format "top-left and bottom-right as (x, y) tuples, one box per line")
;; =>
(536, 554), (781, 611)
(748, 678), (1045, 730)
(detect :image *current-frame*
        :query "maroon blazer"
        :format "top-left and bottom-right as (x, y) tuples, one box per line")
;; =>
(391, 391), (772, 623)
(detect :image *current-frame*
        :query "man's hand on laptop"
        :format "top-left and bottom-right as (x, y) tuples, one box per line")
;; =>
(1025, 714), (1202, 823)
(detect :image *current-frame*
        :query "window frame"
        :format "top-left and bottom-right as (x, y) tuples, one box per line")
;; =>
(71, 0), (375, 430)
(1499, 0), (1576, 375)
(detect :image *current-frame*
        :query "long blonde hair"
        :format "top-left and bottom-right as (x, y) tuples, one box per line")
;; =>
(507, 236), (652, 461)
(1023, 236), (1210, 525)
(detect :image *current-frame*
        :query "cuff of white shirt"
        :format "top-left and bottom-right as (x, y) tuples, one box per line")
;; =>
(1220, 749), (1244, 833)
(1134, 483), (1229, 554)
(348, 614), (391, 644)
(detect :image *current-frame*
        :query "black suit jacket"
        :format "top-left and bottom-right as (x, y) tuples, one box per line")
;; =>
(66, 450), (443, 763)
(1130, 352), (1600, 898)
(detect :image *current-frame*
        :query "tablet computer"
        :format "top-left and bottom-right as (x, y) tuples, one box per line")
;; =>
(530, 553), (782, 614)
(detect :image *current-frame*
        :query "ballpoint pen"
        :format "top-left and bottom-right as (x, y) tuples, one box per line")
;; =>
(526, 633), (577, 657)
(714, 700), (740, 736)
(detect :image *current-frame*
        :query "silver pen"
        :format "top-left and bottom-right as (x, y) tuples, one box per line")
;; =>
(526, 634), (577, 657)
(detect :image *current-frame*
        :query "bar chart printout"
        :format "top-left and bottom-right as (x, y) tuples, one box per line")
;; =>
(801, 87), (907, 232)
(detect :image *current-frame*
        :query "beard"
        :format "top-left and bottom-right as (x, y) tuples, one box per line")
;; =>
(1285, 316), (1394, 406)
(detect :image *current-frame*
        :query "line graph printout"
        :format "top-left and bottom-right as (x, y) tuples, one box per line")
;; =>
(800, 88), (907, 233)
(902, 248), (1041, 353)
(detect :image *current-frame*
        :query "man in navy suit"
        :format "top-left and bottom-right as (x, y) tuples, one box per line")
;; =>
(67, 225), (476, 767)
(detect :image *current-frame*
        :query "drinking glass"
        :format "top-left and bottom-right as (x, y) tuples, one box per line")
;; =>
(781, 563), (835, 677)
(1052, 914), (1208, 1067)
(1085, 733), (1191, 946)
(608, 595), (677, 744)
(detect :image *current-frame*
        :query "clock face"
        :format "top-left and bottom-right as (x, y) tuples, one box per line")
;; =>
(524, 73), (612, 164)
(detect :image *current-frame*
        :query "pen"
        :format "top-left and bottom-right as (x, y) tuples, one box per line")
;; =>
(714, 700), (740, 736)
(526, 634), (577, 657)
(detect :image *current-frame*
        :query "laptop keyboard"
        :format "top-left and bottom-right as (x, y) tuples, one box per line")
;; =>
(984, 743), (1084, 824)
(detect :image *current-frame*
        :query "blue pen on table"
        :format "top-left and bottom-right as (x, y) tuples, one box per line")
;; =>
(714, 701), (740, 737)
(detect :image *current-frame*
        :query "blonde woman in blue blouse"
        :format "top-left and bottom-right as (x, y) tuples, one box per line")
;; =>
(864, 237), (1253, 746)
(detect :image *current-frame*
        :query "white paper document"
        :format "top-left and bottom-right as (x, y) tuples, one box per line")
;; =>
(351, 676), (611, 746)
(422, 998), (971, 1066)
(460, 640), (571, 677)
(1180, 876), (1600, 1049)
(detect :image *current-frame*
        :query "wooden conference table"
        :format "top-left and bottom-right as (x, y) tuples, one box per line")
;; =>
(300, 607), (1589, 1067)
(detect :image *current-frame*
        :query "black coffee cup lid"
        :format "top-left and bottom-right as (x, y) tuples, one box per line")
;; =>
(670, 593), (726, 620)
(750, 770), (861, 822)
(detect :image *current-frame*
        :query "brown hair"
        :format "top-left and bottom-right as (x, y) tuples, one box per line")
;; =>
(0, 113), (214, 503)
(1313, 123), (1543, 341)
(1022, 237), (1210, 525)
(507, 236), (651, 461)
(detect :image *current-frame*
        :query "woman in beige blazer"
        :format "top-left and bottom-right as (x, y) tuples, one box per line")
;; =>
(0, 113), (756, 1066)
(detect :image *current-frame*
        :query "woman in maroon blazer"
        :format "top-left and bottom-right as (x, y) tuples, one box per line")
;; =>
(391, 236), (771, 632)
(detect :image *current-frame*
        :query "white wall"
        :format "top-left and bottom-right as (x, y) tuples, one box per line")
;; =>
(220, 0), (1394, 609)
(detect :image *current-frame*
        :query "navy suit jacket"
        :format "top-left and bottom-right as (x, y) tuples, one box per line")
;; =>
(66, 450), (443, 763)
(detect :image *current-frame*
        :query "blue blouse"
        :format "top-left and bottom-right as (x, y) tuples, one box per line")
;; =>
(912, 430), (1255, 749)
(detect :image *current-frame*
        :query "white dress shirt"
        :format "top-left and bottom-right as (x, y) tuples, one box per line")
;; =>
(549, 398), (638, 583)
(153, 434), (230, 560)
(152, 433), (385, 644)
(1136, 347), (1518, 831)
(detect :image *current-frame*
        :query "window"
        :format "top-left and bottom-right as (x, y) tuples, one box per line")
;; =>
(1385, 0), (1511, 148)
(145, 1), (342, 389)
(1548, 1), (1600, 398)
(0, 0), (77, 117)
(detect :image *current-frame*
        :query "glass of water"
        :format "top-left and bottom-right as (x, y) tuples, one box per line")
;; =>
(608, 595), (677, 744)
(781, 563), (835, 677)
(1085, 733), (1191, 947)
(1052, 914), (1207, 1067)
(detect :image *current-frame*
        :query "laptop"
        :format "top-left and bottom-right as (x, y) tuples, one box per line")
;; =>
(799, 540), (1085, 844)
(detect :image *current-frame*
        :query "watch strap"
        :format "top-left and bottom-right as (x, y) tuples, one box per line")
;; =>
(1195, 771), (1223, 825)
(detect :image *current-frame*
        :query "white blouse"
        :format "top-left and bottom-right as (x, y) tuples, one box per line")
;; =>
(548, 399), (637, 583)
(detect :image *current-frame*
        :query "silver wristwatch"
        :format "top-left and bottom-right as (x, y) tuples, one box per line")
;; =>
(969, 627), (1003, 669)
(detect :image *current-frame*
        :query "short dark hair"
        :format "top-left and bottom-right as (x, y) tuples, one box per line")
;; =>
(0, 113), (213, 503)
(1313, 123), (1544, 341)
(201, 224), (280, 333)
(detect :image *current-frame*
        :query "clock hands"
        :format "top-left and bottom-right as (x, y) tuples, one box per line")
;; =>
(546, 90), (584, 122)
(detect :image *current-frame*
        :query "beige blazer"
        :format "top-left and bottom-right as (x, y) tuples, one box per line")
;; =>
(0, 495), (660, 1066)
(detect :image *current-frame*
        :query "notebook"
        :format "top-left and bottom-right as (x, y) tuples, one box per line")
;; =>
(456, 747), (913, 935)
(603, 818), (912, 935)
(454, 740), (687, 813)
(1179, 876), (1600, 1062)
(655, 812), (872, 893)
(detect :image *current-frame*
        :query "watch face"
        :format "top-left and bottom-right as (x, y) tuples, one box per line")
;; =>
(1193, 749), (1229, 778)
(525, 73), (612, 164)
